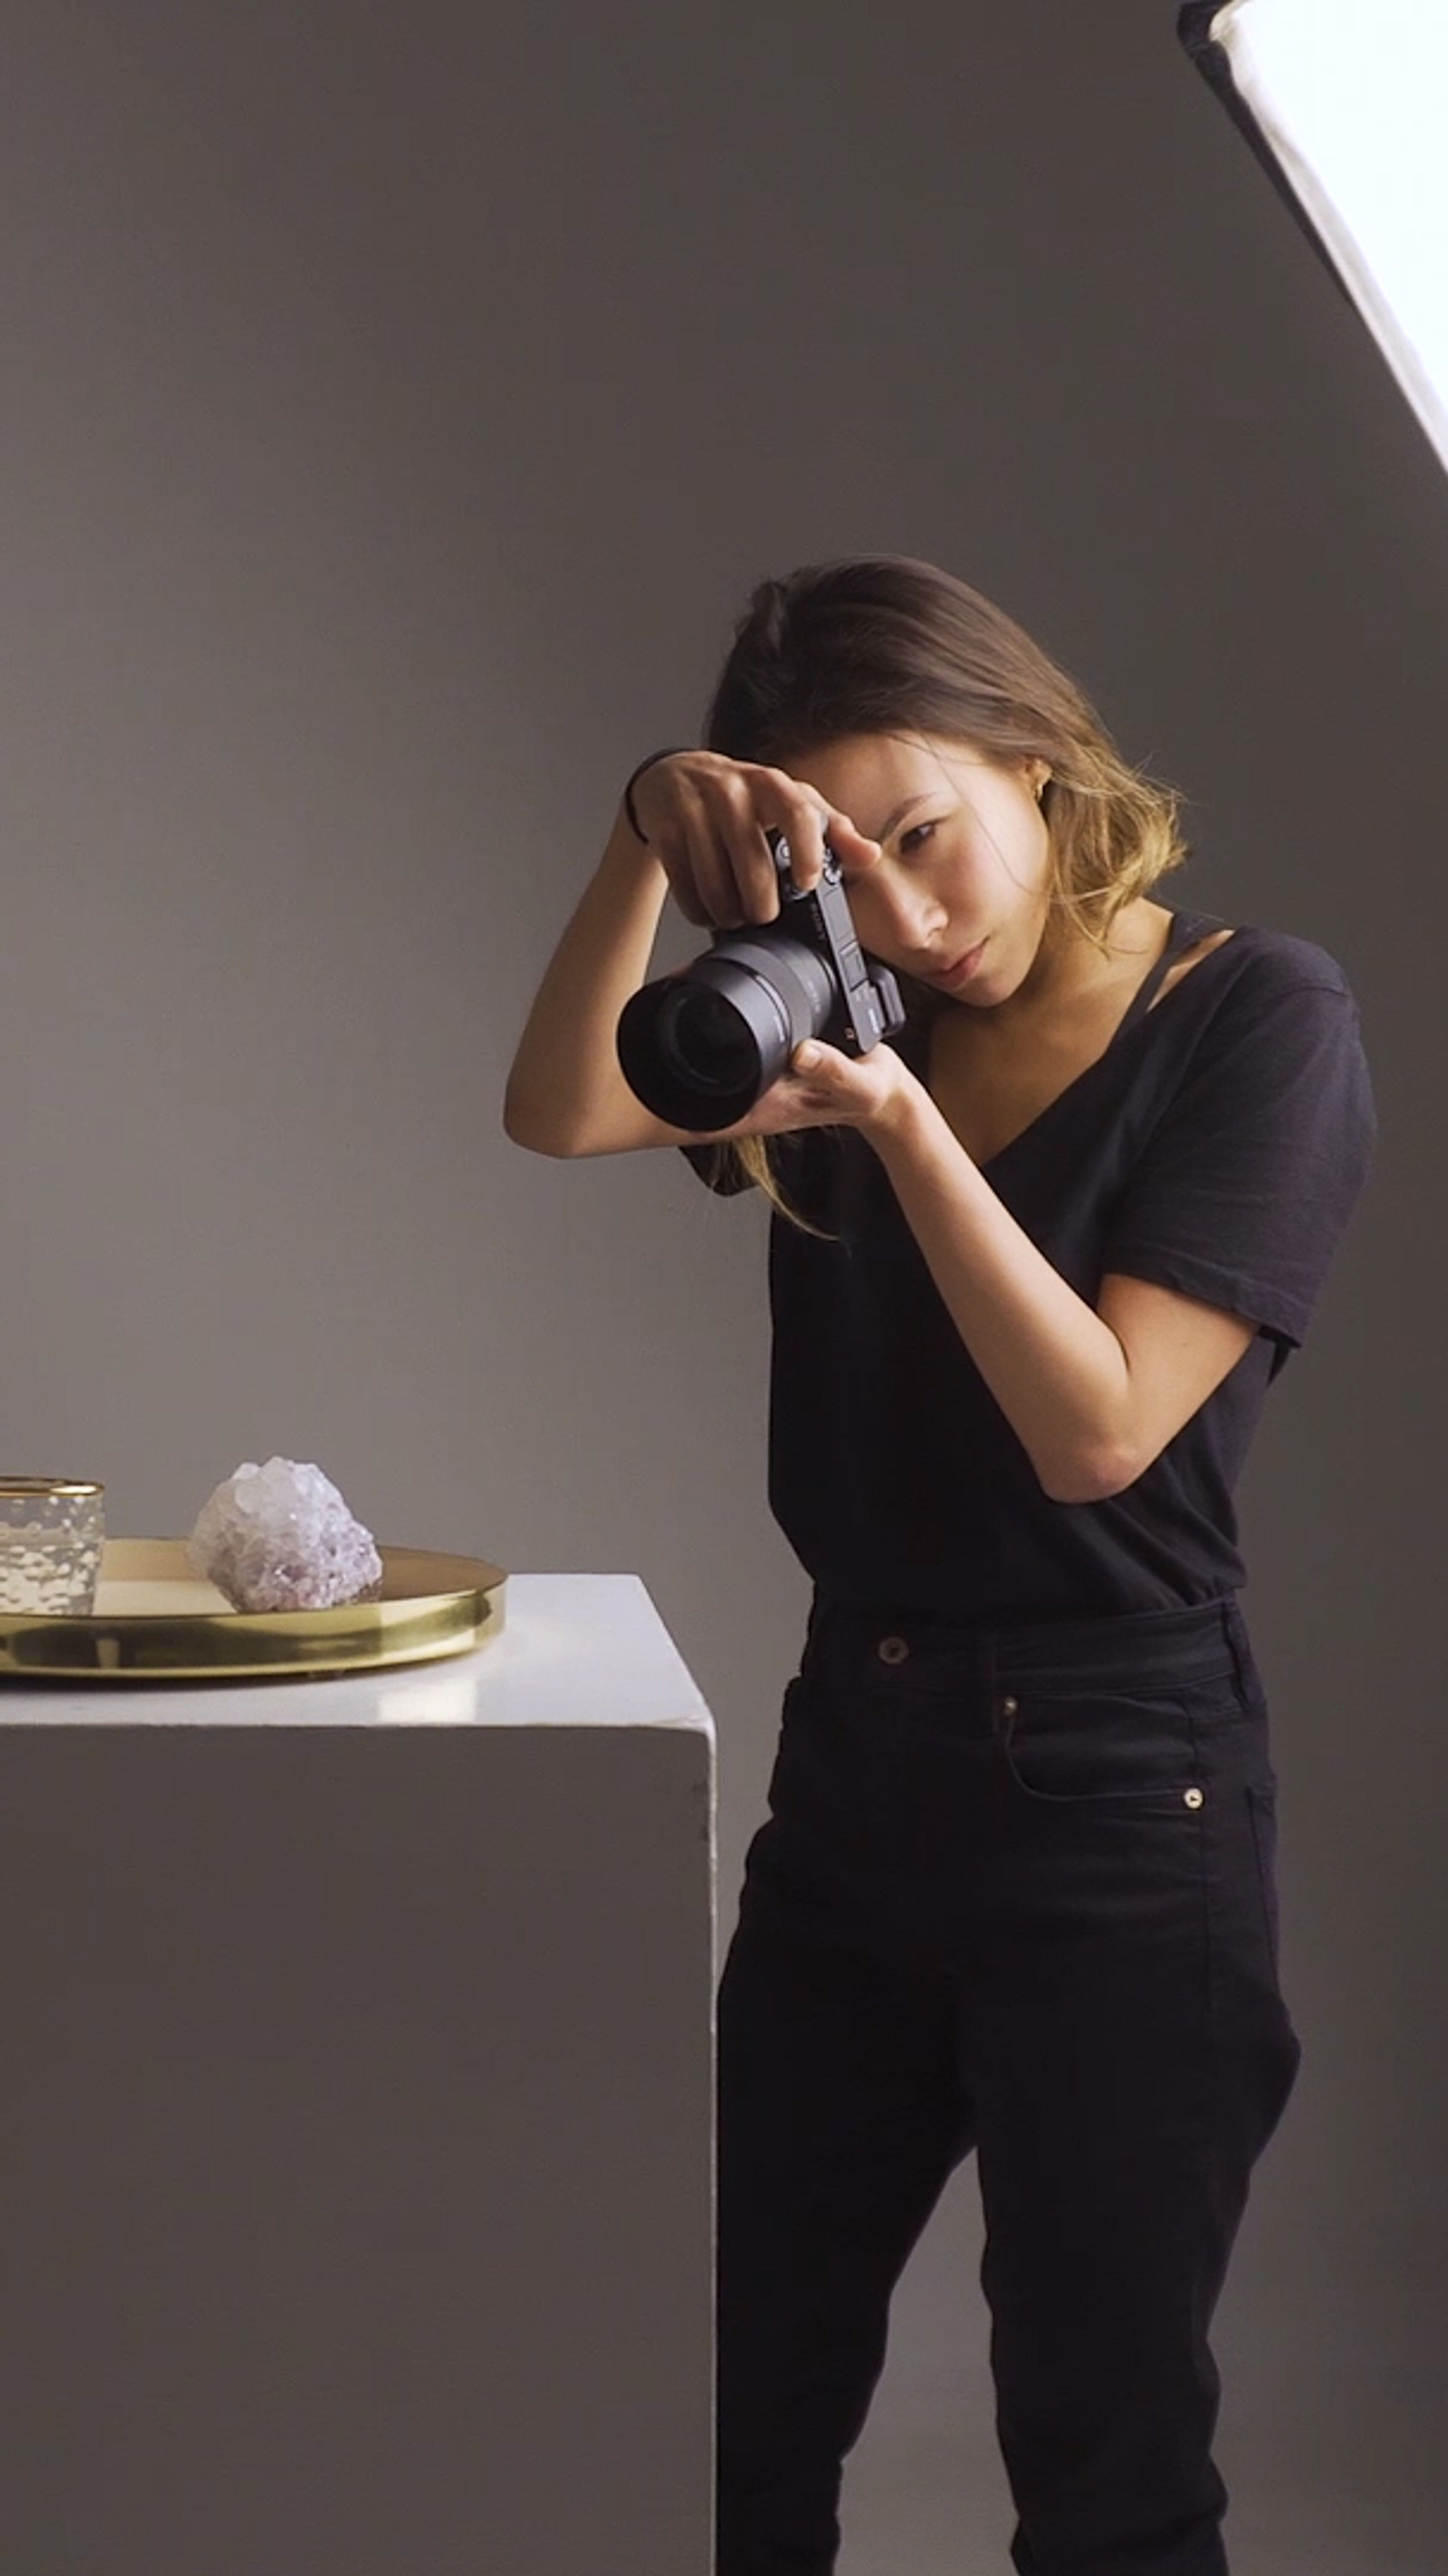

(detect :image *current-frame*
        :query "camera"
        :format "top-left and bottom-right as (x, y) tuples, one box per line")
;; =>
(615, 828), (907, 1133)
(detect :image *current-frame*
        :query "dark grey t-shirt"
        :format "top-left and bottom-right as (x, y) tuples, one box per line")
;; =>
(681, 905), (1377, 1623)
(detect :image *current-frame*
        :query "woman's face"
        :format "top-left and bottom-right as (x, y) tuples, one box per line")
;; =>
(785, 731), (1055, 1010)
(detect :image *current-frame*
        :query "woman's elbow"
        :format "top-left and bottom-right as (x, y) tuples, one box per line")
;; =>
(1038, 1443), (1139, 1507)
(501, 1095), (580, 1157)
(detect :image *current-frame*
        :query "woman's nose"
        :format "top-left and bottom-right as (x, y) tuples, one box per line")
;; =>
(861, 877), (949, 954)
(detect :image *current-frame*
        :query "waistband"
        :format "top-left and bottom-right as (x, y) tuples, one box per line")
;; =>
(802, 1592), (1257, 1699)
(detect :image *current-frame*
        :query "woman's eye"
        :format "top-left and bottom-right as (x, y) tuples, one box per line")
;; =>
(899, 823), (936, 853)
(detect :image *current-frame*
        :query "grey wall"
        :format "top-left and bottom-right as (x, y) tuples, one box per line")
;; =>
(2, 3), (1442, 2568)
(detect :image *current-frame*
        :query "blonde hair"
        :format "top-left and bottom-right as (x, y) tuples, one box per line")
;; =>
(699, 554), (1190, 1232)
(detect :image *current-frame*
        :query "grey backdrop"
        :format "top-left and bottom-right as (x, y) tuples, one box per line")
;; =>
(2, 3), (1442, 2570)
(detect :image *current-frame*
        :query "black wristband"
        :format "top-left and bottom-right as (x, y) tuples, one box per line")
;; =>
(622, 746), (693, 843)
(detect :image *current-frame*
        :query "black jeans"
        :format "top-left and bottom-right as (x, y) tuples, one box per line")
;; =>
(716, 1593), (1302, 2576)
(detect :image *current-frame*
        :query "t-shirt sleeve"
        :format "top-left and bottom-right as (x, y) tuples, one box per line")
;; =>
(1098, 969), (1377, 1379)
(678, 1127), (836, 1220)
(678, 1140), (758, 1196)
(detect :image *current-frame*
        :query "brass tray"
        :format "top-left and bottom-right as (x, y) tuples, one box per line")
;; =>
(0, 1540), (507, 1684)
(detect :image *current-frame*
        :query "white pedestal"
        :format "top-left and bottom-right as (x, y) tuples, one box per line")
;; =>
(0, 1573), (716, 2576)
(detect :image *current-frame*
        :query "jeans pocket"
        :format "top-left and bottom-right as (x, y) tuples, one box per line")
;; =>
(994, 1685), (1205, 1815)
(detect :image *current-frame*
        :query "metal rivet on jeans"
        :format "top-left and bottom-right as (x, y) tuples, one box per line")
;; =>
(1000, 1694), (1018, 1716)
(1184, 1787), (1205, 1808)
(877, 1635), (910, 1664)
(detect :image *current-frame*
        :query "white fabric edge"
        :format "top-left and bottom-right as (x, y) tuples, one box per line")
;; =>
(1211, 1), (1448, 473)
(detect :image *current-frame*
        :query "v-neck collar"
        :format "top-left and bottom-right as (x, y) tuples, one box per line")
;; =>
(902, 906), (1235, 1173)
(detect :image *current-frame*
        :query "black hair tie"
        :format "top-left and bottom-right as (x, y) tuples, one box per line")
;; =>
(622, 747), (693, 843)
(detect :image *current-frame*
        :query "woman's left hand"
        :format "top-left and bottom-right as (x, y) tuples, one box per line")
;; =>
(706, 1037), (919, 1146)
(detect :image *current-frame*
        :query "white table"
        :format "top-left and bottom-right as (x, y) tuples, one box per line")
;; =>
(0, 1573), (717, 2576)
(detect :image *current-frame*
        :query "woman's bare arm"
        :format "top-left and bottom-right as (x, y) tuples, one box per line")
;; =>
(502, 807), (706, 1158)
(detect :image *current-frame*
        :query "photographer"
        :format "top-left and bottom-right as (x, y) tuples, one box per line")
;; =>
(503, 554), (1376, 2576)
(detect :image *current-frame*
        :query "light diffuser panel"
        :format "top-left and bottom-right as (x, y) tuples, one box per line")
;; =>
(1182, 0), (1448, 473)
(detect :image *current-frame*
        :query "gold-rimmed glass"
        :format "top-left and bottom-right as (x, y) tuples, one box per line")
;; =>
(0, 1477), (106, 1615)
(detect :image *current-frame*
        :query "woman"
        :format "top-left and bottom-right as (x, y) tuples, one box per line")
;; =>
(502, 555), (1377, 2576)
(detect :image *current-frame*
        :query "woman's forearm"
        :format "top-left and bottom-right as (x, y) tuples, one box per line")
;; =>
(867, 1079), (1133, 1504)
(503, 810), (672, 1154)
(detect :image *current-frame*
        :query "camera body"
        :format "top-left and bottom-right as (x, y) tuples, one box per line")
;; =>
(616, 828), (907, 1134)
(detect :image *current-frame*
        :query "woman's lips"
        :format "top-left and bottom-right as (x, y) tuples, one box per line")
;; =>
(925, 940), (986, 987)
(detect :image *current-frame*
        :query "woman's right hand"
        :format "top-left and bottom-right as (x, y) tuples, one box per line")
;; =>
(626, 751), (883, 931)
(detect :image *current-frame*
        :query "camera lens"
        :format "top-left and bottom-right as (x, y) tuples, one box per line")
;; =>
(657, 987), (756, 1093)
(616, 935), (832, 1130)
